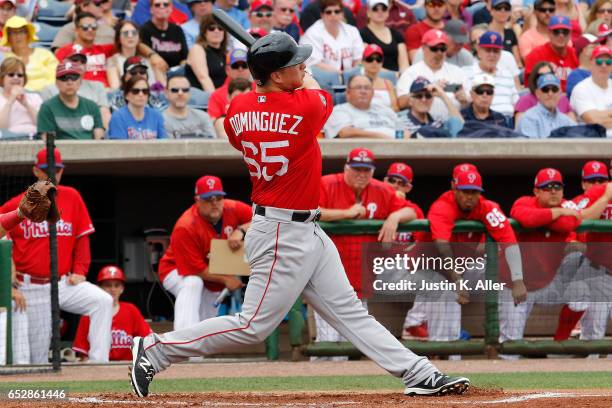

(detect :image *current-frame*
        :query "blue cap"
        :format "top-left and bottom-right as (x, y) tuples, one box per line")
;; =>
(479, 31), (503, 48)
(537, 73), (560, 89)
(548, 15), (572, 30)
(491, 0), (511, 6)
(228, 49), (247, 65)
(410, 76), (431, 94)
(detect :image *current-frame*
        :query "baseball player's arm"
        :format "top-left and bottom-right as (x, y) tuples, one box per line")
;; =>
(197, 267), (243, 291)
(378, 207), (417, 242)
(0, 209), (23, 238)
(581, 183), (612, 220)
(68, 236), (91, 285)
(319, 205), (366, 222)
(504, 244), (527, 305)
(227, 222), (251, 251)
(434, 239), (470, 305)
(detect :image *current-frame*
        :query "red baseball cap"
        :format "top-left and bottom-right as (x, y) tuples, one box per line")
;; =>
(452, 163), (478, 179)
(346, 147), (375, 169)
(56, 62), (82, 78)
(387, 162), (413, 183)
(251, 0), (272, 11)
(534, 168), (564, 188)
(422, 29), (448, 46)
(63, 44), (87, 64)
(582, 160), (609, 180)
(363, 44), (384, 59)
(97, 265), (126, 283)
(35, 148), (64, 169)
(592, 45), (612, 59)
(195, 175), (226, 199)
(454, 171), (483, 191)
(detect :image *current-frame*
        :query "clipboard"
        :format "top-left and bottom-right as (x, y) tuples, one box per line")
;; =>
(209, 239), (251, 276)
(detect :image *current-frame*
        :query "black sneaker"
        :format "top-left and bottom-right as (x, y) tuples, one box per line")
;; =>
(404, 372), (470, 396)
(129, 336), (156, 397)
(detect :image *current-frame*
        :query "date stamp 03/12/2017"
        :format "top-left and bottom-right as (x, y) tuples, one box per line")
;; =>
(1, 389), (67, 400)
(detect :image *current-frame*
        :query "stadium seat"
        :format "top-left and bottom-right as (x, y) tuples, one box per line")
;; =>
(36, 0), (71, 26)
(188, 88), (210, 110)
(32, 22), (60, 49)
(311, 66), (341, 96)
(378, 70), (398, 86)
(342, 67), (360, 85)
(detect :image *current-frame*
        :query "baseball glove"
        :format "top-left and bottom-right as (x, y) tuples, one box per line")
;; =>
(18, 180), (60, 224)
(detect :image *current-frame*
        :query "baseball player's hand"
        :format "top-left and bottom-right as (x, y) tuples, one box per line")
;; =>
(454, 86), (468, 106)
(227, 229), (244, 251)
(560, 208), (581, 219)
(395, 190), (406, 200)
(605, 182), (612, 199)
(346, 204), (366, 219)
(511, 279), (528, 305)
(149, 53), (169, 74)
(378, 213), (401, 242)
(12, 288), (26, 312)
(224, 276), (243, 291)
(457, 288), (470, 305)
(67, 274), (86, 285)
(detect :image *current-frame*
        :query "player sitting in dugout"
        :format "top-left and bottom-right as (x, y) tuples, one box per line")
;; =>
(73, 265), (152, 361)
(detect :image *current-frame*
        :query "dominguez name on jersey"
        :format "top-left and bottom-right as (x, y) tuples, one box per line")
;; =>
(228, 111), (303, 137)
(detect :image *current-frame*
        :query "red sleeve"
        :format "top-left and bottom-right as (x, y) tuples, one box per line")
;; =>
(510, 197), (554, 228)
(173, 226), (208, 275)
(428, 199), (456, 241)
(72, 235), (91, 276)
(207, 90), (225, 119)
(73, 190), (95, 238)
(547, 214), (581, 233)
(304, 89), (333, 130)
(72, 315), (91, 356)
(55, 45), (69, 61)
(404, 25), (422, 51)
(235, 201), (253, 224)
(102, 44), (117, 57)
(223, 108), (241, 151)
(319, 177), (330, 207)
(583, 183), (606, 207)
(523, 49), (537, 88)
(481, 201), (516, 243)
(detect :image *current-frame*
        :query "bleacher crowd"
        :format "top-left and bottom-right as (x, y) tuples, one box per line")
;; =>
(0, 0), (611, 139)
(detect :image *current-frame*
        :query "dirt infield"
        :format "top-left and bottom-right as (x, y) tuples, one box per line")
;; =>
(2, 388), (612, 408)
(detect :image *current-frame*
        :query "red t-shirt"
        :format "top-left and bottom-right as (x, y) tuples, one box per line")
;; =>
(225, 89), (333, 210)
(0, 186), (94, 278)
(524, 42), (578, 91)
(508, 196), (579, 290)
(404, 21), (435, 51)
(55, 43), (116, 88)
(72, 301), (152, 361)
(208, 81), (256, 120)
(578, 184), (612, 270)
(319, 174), (409, 297)
(158, 200), (252, 291)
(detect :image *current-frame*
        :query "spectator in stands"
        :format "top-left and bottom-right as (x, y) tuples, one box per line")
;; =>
(554, 0), (585, 43)
(108, 76), (166, 139)
(412, 19), (474, 68)
(519, 0), (556, 60)
(56, 13), (116, 88)
(272, 0), (301, 42)
(0, 57), (42, 136)
(113, 0), (133, 17)
(397, 29), (468, 119)
(300, 0), (364, 73)
(588, 0), (612, 28)
(300, 0), (357, 32)
(132, 0), (190, 26)
(488, 0), (521, 67)
(53, 0), (116, 50)
(98, 0), (118, 27)
(464, 31), (519, 120)
(249, 0), (274, 33)
(1, 16), (58, 92)
(108, 56), (168, 112)
(360, 44), (398, 111)
(515, 61), (575, 123)
(359, 0), (408, 73)
(324, 75), (401, 138)
(404, 0), (446, 61)
(397, 77), (464, 138)
(216, 0), (249, 29)
(570, 45), (612, 137)
(470, 23), (520, 79)
(524, 15), (579, 91)
(163, 75), (215, 138)
(213, 77), (252, 138)
(516, 73), (576, 137)
(182, 0), (214, 48)
(207, 49), (251, 122)
(566, 36), (597, 97)
(37, 62), (105, 140)
(140, 0), (188, 68)
(186, 15), (228, 91)
(460, 73), (510, 128)
(472, 0), (492, 25)
(0, 0), (16, 39)
(73, 266), (152, 361)
(108, 21), (165, 89)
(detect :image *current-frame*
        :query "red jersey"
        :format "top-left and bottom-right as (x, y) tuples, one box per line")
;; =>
(397, 199), (425, 243)
(404, 21), (435, 51)
(55, 44), (115, 88)
(572, 192), (589, 242)
(577, 184), (612, 270)
(72, 301), (152, 361)
(207, 81), (256, 120)
(508, 196), (580, 290)
(319, 174), (409, 297)
(0, 186), (94, 278)
(158, 199), (252, 291)
(524, 43), (578, 91)
(224, 89), (333, 210)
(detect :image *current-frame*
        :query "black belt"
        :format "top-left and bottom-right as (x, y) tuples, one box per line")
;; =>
(254, 205), (320, 222)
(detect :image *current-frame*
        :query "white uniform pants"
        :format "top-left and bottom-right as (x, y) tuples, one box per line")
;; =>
(403, 301), (427, 329)
(162, 269), (221, 330)
(11, 301), (30, 365)
(576, 258), (612, 341)
(144, 212), (438, 387)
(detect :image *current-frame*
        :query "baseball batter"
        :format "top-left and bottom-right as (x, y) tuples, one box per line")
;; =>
(0, 149), (113, 364)
(130, 32), (469, 398)
(73, 266), (152, 361)
(158, 175), (250, 330)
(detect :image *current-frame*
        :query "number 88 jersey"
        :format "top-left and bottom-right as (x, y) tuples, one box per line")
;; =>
(224, 89), (333, 210)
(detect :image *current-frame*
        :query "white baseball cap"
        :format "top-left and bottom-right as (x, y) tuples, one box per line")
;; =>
(471, 73), (495, 89)
(368, 0), (389, 9)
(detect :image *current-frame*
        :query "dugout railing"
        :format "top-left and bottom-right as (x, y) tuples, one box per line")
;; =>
(301, 219), (612, 359)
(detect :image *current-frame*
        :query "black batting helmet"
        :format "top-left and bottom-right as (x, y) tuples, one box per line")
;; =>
(247, 32), (312, 85)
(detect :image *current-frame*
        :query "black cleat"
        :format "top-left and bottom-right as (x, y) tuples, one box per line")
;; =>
(129, 337), (156, 397)
(404, 372), (470, 396)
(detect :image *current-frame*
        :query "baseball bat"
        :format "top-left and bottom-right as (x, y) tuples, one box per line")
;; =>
(214, 288), (231, 307)
(213, 9), (256, 48)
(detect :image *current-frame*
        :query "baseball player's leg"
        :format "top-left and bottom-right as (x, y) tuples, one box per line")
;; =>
(163, 270), (204, 330)
(498, 289), (533, 359)
(403, 300), (427, 329)
(11, 301), (30, 365)
(20, 281), (51, 364)
(425, 300), (461, 342)
(311, 310), (348, 362)
(580, 302), (609, 340)
(199, 287), (221, 320)
(58, 277), (113, 362)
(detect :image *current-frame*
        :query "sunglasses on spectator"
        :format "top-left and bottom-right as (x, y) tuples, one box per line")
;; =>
(551, 29), (570, 37)
(129, 87), (150, 95)
(540, 85), (559, 94)
(539, 183), (563, 192)
(493, 4), (511, 11)
(254, 11), (272, 18)
(58, 74), (80, 82)
(79, 23), (98, 31)
(207, 25), (224, 32)
(7, 72), (24, 78)
(597, 8), (612, 14)
(426, 0), (445, 8)
(595, 58), (612, 66)
(411, 92), (433, 100)
(129, 67), (148, 76)
(348, 85), (373, 91)
(169, 87), (190, 94)
(153, 2), (170, 8)
(279, 7), (295, 13)
(474, 87), (494, 96)
(373, 5), (388, 12)
(202, 195), (224, 203)
(537, 7), (555, 13)
(121, 29), (138, 38)
(387, 176), (409, 187)
(364, 55), (383, 63)
(8, 27), (28, 35)
(482, 47), (501, 54)
(324, 8), (343, 15)
(428, 45), (447, 53)
(231, 62), (248, 69)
